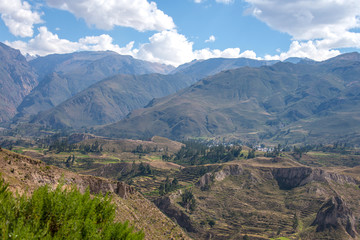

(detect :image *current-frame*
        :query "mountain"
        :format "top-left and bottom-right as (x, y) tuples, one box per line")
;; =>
(0, 147), (190, 239)
(0, 43), (38, 122)
(15, 51), (174, 120)
(22, 57), (279, 129)
(172, 57), (278, 80)
(97, 52), (360, 144)
(284, 57), (315, 64)
(30, 73), (194, 129)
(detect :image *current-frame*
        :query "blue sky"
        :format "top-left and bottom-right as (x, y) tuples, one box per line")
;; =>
(0, 0), (359, 66)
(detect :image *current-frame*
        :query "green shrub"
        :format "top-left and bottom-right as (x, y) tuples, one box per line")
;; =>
(0, 177), (144, 239)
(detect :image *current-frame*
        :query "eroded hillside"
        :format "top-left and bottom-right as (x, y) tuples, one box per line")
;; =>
(0, 147), (190, 240)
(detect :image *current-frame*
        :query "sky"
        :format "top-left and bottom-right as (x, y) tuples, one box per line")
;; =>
(0, 0), (360, 66)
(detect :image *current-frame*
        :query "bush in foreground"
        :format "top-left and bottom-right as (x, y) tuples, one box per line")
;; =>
(0, 177), (144, 239)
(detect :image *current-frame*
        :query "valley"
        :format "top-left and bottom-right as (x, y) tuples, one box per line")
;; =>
(1, 133), (360, 239)
(1, 42), (360, 239)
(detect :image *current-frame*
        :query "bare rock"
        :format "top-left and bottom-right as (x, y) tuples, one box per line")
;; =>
(312, 196), (358, 238)
(196, 164), (243, 188)
(272, 167), (357, 190)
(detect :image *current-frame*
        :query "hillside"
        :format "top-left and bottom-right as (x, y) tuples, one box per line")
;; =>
(15, 51), (174, 120)
(0, 147), (190, 240)
(29, 73), (194, 129)
(160, 160), (360, 239)
(97, 53), (360, 144)
(73, 146), (360, 239)
(18, 57), (280, 130)
(0, 43), (38, 122)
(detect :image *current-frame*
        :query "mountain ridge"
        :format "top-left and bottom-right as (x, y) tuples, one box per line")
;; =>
(0, 43), (38, 122)
(96, 53), (360, 144)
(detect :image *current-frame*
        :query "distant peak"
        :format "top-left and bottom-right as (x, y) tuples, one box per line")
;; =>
(330, 52), (360, 62)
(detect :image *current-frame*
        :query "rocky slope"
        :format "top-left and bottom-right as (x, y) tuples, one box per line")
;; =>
(0, 147), (190, 240)
(0, 43), (37, 122)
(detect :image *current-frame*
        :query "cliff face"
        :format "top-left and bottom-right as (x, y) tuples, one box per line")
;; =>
(0, 148), (190, 240)
(196, 164), (358, 191)
(154, 193), (196, 233)
(312, 196), (358, 238)
(272, 167), (358, 190)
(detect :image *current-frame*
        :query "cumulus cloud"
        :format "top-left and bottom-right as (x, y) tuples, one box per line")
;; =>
(244, 0), (360, 61)
(245, 0), (360, 45)
(7, 28), (257, 66)
(133, 30), (255, 66)
(264, 40), (340, 61)
(45, 0), (175, 32)
(134, 30), (195, 66)
(6, 27), (133, 57)
(0, 0), (42, 37)
(205, 35), (216, 43)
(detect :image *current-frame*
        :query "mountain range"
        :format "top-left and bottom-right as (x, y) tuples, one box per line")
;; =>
(2, 42), (360, 144)
(30, 73), (193, 129)
(14, 51), (174, 121)
(96, 52), (360, 144)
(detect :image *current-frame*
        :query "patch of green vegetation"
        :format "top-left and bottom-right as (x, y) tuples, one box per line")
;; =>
(173, 141), (243, 165)
(0, 177), (144, 239)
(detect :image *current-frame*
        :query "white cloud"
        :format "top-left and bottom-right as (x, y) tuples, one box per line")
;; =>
(216, 0), (234, 4)
(205, 35), (216, 43)
(245, 0), (360, 40)
(45, 0), (175, 32)
(264, 40), (340, 61)
(6, 27), (133, 57)
(245, 0), (360, 61)
(0, 0), (42, 37)
(6, 28), (257, 67)
(133, 30), (255, 66)
(134, 30), (195, 66)
(195, 0), (234, 4)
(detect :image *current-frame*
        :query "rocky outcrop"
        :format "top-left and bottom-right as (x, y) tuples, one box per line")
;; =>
(312, 196), (358, 238)
(272, 167), (357, 190)
(73, 175), (136, 199)
(196, 164), (243, 188)
(154, 195), (196, 233)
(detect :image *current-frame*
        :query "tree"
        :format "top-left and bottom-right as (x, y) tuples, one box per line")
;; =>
(181, 189), (196, 212)
(247, 149), (255, 159)
(208, 219), (216, 228)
